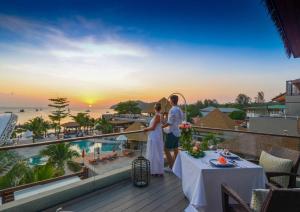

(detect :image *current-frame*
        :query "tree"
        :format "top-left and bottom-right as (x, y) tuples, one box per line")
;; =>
(0, 162), (59, 189)
(255, 91), (265, 104)
(39, 143), (80, 173)
(48, 97), (69, 137)
(0, 161), (32, 189)
(203, 99), (218, 108)
(95, 118), (113, 134)
(186, 104), (200, 122)
(229, 110), (246, 120)
(32, 164), (57, 181)
(23, 117), (50, 142)
(235, 94), (251, 106)
(114, 101), (142, 114)
(71, 113), (89, 132)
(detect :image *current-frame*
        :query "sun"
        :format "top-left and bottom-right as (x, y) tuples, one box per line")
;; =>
(88, 104), (92, 108)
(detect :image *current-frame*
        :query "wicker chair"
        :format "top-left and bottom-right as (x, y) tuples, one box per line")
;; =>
(221, 183), (300, 212)
(248, 146), (300, 188)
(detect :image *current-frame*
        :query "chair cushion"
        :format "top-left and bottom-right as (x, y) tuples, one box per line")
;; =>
(259, 151), (293, 188)
(296, 177), (300, 188)
(250, 189), (269, 212)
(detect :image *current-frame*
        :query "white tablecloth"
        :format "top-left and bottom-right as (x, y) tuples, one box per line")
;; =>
(173, 151), (267, 212)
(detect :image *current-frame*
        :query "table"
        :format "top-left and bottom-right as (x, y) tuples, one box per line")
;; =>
(173, 151), (267, 212)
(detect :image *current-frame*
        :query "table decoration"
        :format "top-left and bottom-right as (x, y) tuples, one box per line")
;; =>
(188, 142), (205, 158)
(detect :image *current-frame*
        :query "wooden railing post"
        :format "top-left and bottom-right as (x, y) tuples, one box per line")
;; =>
(1, 191), (14, 204)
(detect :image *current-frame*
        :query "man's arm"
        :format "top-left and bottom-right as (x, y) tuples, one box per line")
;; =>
(162, 109), (175, 128)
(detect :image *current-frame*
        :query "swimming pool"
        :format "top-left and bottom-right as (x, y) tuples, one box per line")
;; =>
(28, 140), (121, 166)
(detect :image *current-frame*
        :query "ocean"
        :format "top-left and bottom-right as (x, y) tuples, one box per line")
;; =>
(0, 107), (115, 124)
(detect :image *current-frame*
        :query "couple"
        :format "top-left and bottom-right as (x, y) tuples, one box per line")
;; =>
(144, 95), (183, 176)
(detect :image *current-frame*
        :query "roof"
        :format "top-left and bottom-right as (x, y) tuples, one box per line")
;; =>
(194, 109), (238, 130)
(200, 106), (240, 117)
(142, 97), (172, 114)
(246, 104), (286, 110)
(263, 0), (300, 58)
(124, 122), (147, 142)
(271, 93), (286, 103)
(0, 113), (11, 137)
(61, 122), (80, 128)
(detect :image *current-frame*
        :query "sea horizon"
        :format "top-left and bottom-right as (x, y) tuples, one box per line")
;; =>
(0, 106), (115, 125)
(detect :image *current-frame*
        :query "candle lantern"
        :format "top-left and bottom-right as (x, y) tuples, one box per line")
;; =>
(131, 142), (150, 187)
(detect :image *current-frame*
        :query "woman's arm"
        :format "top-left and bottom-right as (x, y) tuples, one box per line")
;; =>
(144, 115), (161, 132)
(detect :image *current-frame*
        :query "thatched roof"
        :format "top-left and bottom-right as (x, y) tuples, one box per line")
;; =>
(194, 109), (237, 130)
(61, 122), (80, 128)
(142, 97), (172, 114)
(263, 0), (300, 58)
(124, 122), (147, 142)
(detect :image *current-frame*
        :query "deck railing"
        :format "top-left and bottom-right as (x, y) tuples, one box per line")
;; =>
(1, 127), (300, 206)
(0, 129), (145, 205)
(192, 126), (300, 158)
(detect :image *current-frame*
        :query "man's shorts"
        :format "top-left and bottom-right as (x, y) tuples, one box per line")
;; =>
(164, 133), (179, 150)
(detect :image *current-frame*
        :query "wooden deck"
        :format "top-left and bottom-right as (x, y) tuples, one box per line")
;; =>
(45, 173), (189, 212)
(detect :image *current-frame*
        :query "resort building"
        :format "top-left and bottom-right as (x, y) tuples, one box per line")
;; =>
(0, 113), (17, 145)
(246, 104), (286, 118)
(248, 79), (300, 136)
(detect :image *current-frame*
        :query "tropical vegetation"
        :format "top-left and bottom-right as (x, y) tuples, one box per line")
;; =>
(229, 110), (246, 120)
(39, 143), (80, 173)
(94, 118), (113, 134)
(0, 151), (20, 175)
(0, 161), (60, 189)
(114, 100), (142, 114)
(23, 117), (51, 142)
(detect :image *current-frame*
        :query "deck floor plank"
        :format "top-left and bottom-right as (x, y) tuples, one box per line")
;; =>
(45, 173), (188, 212)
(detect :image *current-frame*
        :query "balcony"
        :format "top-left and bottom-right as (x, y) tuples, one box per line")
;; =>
(0, 127), (300, 211)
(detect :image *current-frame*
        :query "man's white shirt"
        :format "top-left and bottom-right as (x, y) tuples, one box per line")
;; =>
(164, 106), (183, 137)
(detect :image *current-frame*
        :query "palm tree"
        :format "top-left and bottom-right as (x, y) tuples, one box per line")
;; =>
(0, 162), (58, 189)
(24, 117), (50, 142)
(95, 118), (113, 134)
(39, 143), (80, 173)
(0, 161), (32, 189)
(71, 113), (91, 133)
(32, 164), (57, 181)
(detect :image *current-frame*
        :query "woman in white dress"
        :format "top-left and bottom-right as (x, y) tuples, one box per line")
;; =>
(144, 103), (164, 176)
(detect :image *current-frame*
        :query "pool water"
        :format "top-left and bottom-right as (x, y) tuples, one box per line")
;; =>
(71, 140), (121, 154)
(28, 140), (121, 166)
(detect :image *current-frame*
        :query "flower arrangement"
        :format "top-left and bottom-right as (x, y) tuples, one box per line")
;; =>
(179, 122), (205, 158)
(189, 141), (205, 158)
(179, 121), (193, 151)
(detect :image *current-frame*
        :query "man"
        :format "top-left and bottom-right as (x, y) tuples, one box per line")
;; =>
(162, 95), (183, 171)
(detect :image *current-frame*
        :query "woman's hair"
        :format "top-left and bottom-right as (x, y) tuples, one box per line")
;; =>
(154, 103), (161, 112)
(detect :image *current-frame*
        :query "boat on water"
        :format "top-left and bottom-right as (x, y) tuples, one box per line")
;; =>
(19, 109), (25, 112)
(85, 109), (91, 112)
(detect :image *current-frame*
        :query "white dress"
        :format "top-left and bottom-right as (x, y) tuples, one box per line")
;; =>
(146, 113), (164, 175)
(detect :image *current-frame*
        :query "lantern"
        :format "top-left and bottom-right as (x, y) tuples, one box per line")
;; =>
(132, 155), (150, 187)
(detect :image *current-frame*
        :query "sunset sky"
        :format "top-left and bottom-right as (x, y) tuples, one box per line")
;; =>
(0, 0), (300, 108)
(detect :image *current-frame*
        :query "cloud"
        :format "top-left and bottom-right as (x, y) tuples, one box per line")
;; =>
(0, 14), (149, 58)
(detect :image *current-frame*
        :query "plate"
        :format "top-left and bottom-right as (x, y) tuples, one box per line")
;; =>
(220, 152), (240, 160)
(209, 159), (235, 167)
